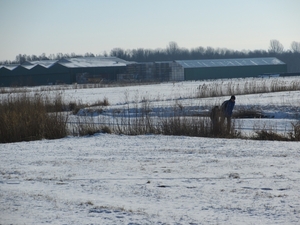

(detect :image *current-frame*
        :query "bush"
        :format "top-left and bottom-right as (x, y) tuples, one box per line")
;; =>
(0, 94), (68, 143)
(101, 126), (112, 134)
(90, 97), (110, 107)
(253, 130), (290, 141)
(289, 121), (300, 141)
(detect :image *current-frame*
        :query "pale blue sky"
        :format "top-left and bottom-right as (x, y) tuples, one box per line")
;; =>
(0, 0), (299, 61)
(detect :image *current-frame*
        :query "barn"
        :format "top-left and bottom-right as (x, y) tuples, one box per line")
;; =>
(0, 57), (131, 87)
(174, 57), (287, 80)
(0, 57), (288, 87)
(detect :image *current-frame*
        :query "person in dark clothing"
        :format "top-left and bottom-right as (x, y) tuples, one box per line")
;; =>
(220, 95), (236, 132)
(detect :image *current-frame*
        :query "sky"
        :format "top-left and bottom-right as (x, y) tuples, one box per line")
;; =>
(0, 0), (299, 61)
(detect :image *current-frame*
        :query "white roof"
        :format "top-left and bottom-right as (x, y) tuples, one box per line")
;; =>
(1, 57), (285, 71)
(0, 57), (131, 71)
(0, 64), (19, 70)
(32, 60), (59, 68)
(29, 57), (131, 68)
(20, 62), (36, 70)
(59, 57), (129, 68)
(21, 65), (36, 69)
(176, 57), (285, 68)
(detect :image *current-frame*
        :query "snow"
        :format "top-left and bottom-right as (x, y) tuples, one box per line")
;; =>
(1, 77), (300, 224)
(1, 135), (300, 224)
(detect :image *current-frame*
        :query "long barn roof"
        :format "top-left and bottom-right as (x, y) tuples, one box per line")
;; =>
(1, 57), (285, 71)
(60, 57), (130, 68)
(32, 57), (131, 68)
(175, 57), (285, 68)
(0, 57), (132, 71)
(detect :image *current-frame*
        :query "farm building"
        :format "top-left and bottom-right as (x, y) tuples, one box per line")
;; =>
(174, 57), (287, 80)
(0, 57), (131, 87)
(121, 57), (287, 82)
(0, 57), (287, 87)
(123, 61), (173, 81)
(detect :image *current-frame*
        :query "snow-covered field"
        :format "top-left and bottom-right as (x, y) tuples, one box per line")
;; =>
(1, 134), (300, 224)
(1, 77), (300, 224)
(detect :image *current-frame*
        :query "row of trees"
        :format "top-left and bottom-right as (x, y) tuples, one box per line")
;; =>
(110, 40), (300, 61)
(1, 52), (99, 65)
(1, 40), (300, 72)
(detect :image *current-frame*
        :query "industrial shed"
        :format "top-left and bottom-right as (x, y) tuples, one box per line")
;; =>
(124, 61), (173, 81)
(60, 57), (130, 83)
(0, 57), (130, 87)
(119, 57), (287, 82)
(0, 57), (288, 86)
(175, 57), (287, 80)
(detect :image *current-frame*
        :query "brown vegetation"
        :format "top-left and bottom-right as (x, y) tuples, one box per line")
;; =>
(1, 78), (299, 142)
(0, 94), (67, 143)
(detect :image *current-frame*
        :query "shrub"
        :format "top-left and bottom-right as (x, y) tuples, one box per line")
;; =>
(101, 126), (112, 134)
(288, 121), (300, 141)
(0, 94), (68, 143)
(68, 101), (88, 115)
(90, 97), (109, 107)
(253, 130), (290, 141)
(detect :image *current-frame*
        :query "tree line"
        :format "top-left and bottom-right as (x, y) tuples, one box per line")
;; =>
(1, 40), (300, 73)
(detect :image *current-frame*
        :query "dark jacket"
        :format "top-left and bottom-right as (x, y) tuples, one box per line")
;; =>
(222, 100), (235, 117)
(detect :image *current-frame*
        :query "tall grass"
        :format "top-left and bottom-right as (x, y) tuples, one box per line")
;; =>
(289, 121), (300, 141)
(73, 96), (239, 138)
(2, 77), (299, 99)
(0, 80), (161, 94)
(0, 94), (68, 143)
(251, 121), (300, 141)
(2, 77), (299, 142)
(195, 78), (300, 98)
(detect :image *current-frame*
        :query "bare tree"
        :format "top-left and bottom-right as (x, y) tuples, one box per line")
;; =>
(56, 53), (64, 60)
(291, 41), (300, 53)
(205, 46), (216, 58)
(269, 39), (284, 54)
(166, 41), (179, 56)
(15, 54), (26, 64)
(110, 48), (127, 59)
